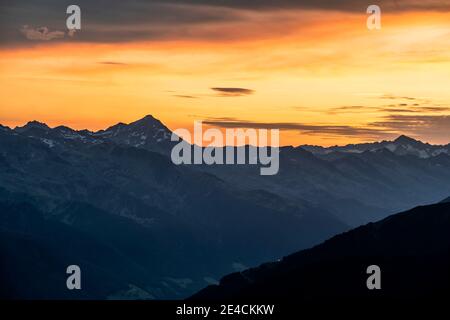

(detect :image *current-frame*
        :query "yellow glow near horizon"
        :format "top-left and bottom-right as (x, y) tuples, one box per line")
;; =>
(1, 10), (449, 146)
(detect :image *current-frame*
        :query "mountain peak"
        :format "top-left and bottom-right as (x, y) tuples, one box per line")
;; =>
(103, 122), (126, 132)
(15, 120), (50, 132)
(26, 120), (49, 128)
(394, 135), (418, 144)
(92, 114), (172, 152)
(130, 115), (162, 127)
(142, 114), (157, 121)
(0, 124), (11, 131)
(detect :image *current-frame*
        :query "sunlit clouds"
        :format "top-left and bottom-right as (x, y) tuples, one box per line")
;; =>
(0, 2), (449, 146)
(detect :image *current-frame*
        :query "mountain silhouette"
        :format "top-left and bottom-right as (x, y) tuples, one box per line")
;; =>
(191, 201), (450, 301)
(301, 134), (449, 159)
(199, 138), (450, 226)
(1, 115), (450, 299)
(0, 116), (345, 299)
(93, 114), (175, 154)
(14, 120), (50, 133)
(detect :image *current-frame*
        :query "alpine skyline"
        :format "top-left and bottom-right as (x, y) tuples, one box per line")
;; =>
(1, 0), (449, 146)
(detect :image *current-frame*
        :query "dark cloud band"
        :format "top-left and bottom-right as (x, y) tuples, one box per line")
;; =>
(211, 87), (254, 96)
(203, 113), (450, 140)
(1, 0), (449, 46)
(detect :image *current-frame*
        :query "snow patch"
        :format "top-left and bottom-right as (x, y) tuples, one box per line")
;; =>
(41, 138), (55, 148)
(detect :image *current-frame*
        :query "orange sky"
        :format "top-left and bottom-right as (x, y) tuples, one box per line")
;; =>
(1, 9), (449, 146)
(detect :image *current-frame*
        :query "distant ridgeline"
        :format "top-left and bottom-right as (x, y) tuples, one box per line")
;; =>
(1, 115), (450, 299)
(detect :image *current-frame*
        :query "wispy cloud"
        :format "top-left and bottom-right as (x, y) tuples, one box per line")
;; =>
(97, 61), (129, 66)
(370, 114), (450, 131)
(173, 94), (199, 99)
(19, 26), (66, 41)
(329, 105), (450, 114)
(368, 114), (450, 143)
(211, 87), (254, 97)
(204, 108), (450, 142)
(379, 105), (450, 113)
(377, 94), (432, 104)
(18, 25), (78, 42)
(327, 105), (376, 114)
(203, 117), (394, 139)
(328, 95), (450, 115)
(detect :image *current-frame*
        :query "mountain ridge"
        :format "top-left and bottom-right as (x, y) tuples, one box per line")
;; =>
(300, 134), (450, 159)
(191, 201), (450, 301)
(0, 120), (347, 298)
(3, 114), (450, 226)
(1, 114), (450, 298)
(2, 115), (449, 151)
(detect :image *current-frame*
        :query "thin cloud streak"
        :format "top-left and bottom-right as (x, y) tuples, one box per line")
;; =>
(211, 87), (254, 97)
(203, 112), (450, 141)
(173, 95), (199, 99)
(203, 117), (395, 139)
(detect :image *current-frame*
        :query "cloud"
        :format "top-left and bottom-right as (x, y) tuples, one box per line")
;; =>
(328, 95), (450, 115)
(379, 105), (450, 113)
(368, 114), (450, 143)
(19, 25), (65, 41)
(173, 95), (199, 99)
(1, 1), (246, 46)
(169, 0), (450, 12)
(327, 106), (375, 114)
(203, 117), (393, 139)
(211, 87), (254, 97)
(334, 106), (367, 110)
(98, 61), (128, 66)
(416, 106), (450, 112)
(4, 0), (448, 47)
(370, 114), (450, 131)
(380, 94), (420, 101)
(204, 107), (450, 141)
(377, 94), (433, 105)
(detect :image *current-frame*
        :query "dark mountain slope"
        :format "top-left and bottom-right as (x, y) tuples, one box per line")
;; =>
(6, 116), (450, 227)
(199, 145), (450, 226)
(92, 115), (175, 154)
(0, 201), (154, 299)
(192, 202), (450, 301)
(0, 124), (346, 298)
(2, 115), (450, 299)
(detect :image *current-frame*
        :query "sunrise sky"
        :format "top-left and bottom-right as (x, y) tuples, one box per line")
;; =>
(0, 0), (449, 146)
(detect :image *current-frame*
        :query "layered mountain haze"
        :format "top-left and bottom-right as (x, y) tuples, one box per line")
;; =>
(1, 0), (449, 305)
(302, 135), (450, 159)
(0, 115), (345, 299)
(1, 115), (449, 299)
(197, 136), (450, 226)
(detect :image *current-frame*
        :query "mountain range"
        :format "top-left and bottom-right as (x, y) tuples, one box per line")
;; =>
(301, 135), (450, 159)
(191, 199), (450, 301)
(1, 115), (450, 299)
(0, 116), (343, 299)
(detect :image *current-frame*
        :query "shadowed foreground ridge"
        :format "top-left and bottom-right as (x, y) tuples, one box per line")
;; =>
(191, 201), (450, 301)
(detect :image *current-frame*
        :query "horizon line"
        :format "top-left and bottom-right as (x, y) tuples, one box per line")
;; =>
(2, 115), (449, 148)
